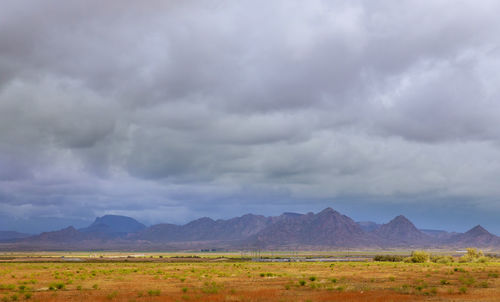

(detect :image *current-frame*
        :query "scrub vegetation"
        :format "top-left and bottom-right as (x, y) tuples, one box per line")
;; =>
(0, 251), (499, 301)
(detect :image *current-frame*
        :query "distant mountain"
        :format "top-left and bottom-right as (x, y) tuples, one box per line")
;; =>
(80, 215), (146, 238)
(27, 226), (85, 243)
(131, 214), (272, 242)
(2, 209), (499, 250)
(357, 221), (381, 232)
(447, 225), (500, 247)
(374, 215), (431, 245)
(254, 208), (373, 248)
(0, 231), (30, 242)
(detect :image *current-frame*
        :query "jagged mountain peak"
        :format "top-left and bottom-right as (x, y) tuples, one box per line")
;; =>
(255, 208), (369, 247)
(447, 224), (499, 247)
(466, 225), (490, 236)
(391, 215), (412, 223)
(320, 207), (335, 213)
(318, 207), (341, 216)
(383, 215), (420, 231)
(374, 215), (429, 245)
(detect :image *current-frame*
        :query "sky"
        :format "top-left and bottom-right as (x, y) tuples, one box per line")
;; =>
(2, 0), (500, 234)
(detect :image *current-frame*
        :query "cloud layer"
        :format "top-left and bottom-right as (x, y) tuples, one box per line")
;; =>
(2, 0), (500, 233)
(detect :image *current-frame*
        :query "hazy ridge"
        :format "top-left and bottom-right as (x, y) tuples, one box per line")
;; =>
(0, 208), (498, 251)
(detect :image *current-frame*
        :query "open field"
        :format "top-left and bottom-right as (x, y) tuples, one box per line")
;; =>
(1, 252), (499, 301)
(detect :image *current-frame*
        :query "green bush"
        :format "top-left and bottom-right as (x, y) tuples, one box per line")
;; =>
(431, 255), (454, 264)
(409, 251), (430, 263)
(477, 256), (489, 263)
(147, 289), (160, 296)
(49, 283), (65, 290)
(459, 248), (488, 263)
(373, 255), (404, 262)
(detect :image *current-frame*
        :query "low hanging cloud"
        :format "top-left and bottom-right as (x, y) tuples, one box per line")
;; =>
(2, 0), (500, 233)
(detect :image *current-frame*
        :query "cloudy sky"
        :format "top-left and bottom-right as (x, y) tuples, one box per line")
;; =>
(2, 0), (500, 234)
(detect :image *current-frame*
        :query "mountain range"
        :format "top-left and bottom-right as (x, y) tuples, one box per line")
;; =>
(0, 208), (498, 251)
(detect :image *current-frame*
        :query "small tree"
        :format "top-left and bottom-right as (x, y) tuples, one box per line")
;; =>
(410, 250), (430, 263)
(466, 248), (483, 258)
(459, 248), (486, 263)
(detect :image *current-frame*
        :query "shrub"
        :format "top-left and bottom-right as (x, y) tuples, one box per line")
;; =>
(49, 283), (65, 290)
(309, 276), (316, 282)
(431, 255), (454, 264)
(477, 256), (489, 263)
(373, 255), (404, 262)
(201, 282), (220, 294)
(299, 280), (306, 286)
(147, 289), (160, 296)
(106, 291), (118, 300)
(478, 281), (489, 288)
(459, 248), (488, 263)
(467, 248), (483, 258)
(461, 277), (475, 286)
(410, 251), (430, 263)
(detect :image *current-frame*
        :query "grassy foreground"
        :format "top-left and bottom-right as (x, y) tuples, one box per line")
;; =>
(0, 258), (499, 301)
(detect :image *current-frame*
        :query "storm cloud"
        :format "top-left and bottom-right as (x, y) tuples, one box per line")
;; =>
(2, 0), (500, 233)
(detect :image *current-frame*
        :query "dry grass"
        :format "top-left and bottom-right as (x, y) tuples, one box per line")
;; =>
(0, 260), (499, 301)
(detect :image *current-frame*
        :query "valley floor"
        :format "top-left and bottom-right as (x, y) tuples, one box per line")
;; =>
(0, 256), (499, 301)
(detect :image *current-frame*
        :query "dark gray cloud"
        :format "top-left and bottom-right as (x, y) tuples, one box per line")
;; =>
(2, 0), (500, 233)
